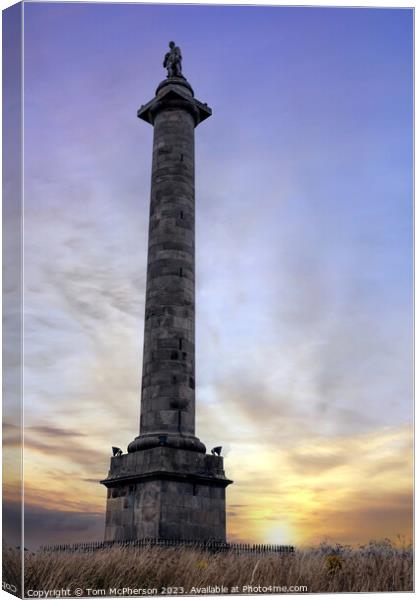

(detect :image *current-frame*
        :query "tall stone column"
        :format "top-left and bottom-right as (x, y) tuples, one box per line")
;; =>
(101, 51), (232, 543)
(128, 76), (210, 454)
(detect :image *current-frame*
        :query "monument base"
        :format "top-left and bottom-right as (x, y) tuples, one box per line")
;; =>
(101, 447), (232, 542)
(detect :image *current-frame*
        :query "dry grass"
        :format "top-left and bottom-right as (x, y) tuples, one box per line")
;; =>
(3, 539), (413, 595)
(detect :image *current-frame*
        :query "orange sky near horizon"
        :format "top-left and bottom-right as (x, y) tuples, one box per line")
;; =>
(3, 419), (413, 548)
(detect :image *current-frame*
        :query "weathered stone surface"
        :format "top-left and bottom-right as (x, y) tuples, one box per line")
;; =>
(129, 78), (211, 455)
(102, 448), (231, 542)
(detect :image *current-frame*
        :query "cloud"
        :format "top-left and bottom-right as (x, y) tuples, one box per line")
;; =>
(3, 501), (104, 549)
(286, 449), (349, 475)
(27, 425), (87, 438)
(24, 437), (106, 472)
(297, 492), (413, 546)
(3, 422), (22, 447)
(225, 425), (413, 545)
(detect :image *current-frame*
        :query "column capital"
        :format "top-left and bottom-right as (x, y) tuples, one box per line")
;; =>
(138, 78), (212, 127)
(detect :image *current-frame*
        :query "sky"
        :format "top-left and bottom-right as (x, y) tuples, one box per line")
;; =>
(3, 2), (413, 549)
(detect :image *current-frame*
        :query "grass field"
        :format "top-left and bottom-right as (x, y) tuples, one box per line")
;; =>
(3, 539), (413, 596)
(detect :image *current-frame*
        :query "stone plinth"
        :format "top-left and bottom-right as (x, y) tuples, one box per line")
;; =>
(101, 447), (232, 541)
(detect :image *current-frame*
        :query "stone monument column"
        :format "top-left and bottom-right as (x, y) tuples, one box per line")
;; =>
(101, 43), (232, 543)
(127, 74), (210, 454)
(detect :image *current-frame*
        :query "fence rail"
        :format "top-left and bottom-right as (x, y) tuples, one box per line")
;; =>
(41, 538), (294, 555)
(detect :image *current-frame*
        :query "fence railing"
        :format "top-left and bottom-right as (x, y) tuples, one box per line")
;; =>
(41, 538), (294, 555)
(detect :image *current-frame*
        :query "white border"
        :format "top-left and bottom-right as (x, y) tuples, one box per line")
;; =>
(0, 2), (415, 600)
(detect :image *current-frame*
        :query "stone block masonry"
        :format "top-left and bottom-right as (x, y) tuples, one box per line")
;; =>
(129, 77), (210, 455)
(102, 448), (228, 541)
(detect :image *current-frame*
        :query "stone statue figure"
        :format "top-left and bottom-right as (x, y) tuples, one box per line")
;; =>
(163, 41), (183, 78)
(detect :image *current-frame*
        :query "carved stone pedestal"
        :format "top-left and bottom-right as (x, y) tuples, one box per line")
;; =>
(102, 447), (231, 541)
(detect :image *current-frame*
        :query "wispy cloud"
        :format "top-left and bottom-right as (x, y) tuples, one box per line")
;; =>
(4, 501), (104, 549)
(226, 425), (412, 544)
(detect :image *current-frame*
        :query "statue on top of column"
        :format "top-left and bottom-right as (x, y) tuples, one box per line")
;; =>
(163, 41), (184, 79)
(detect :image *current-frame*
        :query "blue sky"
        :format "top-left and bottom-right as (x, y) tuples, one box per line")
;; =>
(9, 2), (413, 546)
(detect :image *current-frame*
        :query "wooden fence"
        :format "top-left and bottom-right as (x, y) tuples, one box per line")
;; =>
(41, 538), (294, 555)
